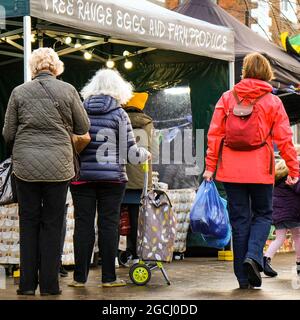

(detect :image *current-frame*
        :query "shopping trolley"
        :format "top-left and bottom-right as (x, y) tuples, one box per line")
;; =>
(129, 162), (175, 286)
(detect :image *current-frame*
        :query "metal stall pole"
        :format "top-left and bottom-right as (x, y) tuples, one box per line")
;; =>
(23, 16), (32, 83)
(217, 60), (236, 262)
(228, 60), (235, 260)
(12, 15), (33, 283)
(229, 61), (235, 89)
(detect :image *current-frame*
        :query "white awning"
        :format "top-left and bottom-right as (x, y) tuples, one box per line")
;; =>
(30, 0), (235, 61)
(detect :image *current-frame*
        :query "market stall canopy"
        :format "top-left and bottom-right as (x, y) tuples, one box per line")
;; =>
(0, 1), (30, 17)
(175, 0), (300, 87)
(2, 0), (234, 61)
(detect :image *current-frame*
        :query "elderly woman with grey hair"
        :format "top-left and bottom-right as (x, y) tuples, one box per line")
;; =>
(69, 69), (150, 288)
(3, 47), (90, 296)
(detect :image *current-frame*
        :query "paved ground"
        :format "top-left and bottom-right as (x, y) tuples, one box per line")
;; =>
(1, 253), (300, 300)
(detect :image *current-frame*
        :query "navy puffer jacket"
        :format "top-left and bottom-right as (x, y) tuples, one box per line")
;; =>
(79, 94), (148, 182)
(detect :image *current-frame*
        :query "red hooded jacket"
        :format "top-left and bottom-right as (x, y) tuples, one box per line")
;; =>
(205, 78), (299, 184)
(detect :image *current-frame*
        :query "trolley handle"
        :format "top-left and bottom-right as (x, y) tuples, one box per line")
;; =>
(141, 161), (149, 198)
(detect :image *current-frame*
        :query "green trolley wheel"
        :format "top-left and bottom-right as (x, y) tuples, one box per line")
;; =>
(129, 263), (151, 286)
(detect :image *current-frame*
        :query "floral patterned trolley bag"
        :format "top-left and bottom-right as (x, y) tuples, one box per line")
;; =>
(129, 163), (176, 286)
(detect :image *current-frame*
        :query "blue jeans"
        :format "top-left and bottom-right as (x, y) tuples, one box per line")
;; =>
(223, 183), (273, 286)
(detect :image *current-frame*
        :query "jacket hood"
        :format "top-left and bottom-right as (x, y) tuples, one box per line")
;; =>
(234, 78), (273, 99)
(125, 107), (153, 128)
(84, 94), (120, 115)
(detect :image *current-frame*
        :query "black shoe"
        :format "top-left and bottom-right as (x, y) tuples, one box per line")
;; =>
(243, 258), (262, 287)
(263, 256), (278, 277)
(40, 290), (62, 296)
(239, 283), (254, 289)
(17, 289), (35, 296)
(296, 262), (300, 276)
(59, 266), (69, 277)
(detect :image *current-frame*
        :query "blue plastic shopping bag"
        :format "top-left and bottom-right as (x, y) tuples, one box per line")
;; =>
(188, 197), (231, 249)
(201, 229), (231, 249)
(190, 181), (230, 239)
(201, 197), (231, 248)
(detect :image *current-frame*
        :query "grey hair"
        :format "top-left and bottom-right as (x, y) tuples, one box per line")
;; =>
(29, 47), (64, 78)
(81, 68), (133, 104)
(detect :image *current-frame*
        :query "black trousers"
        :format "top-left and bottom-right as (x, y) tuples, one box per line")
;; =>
(15, 178), (69, 293)
(60, 204), (68, 261)
(70, 182), (126, 283)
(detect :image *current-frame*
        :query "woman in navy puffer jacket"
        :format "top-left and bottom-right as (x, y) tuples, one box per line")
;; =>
(264, 155), (300, 278)
(69, 69), (150, 288)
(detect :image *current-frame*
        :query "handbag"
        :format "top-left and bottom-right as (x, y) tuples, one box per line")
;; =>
(72, 132), (91, 154)
(38, 80), (82, 181)
(0, 158), (18, 205)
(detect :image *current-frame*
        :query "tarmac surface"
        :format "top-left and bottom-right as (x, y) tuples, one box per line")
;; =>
(1, 253), (300, 300)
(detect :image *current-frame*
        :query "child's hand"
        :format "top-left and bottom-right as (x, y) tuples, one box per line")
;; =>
(286, 175), (299, 186)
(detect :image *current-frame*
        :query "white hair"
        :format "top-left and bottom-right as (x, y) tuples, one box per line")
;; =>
(81, 68), (133, 104)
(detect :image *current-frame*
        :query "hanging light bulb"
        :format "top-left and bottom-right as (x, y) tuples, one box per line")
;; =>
(74, 39), (81, 48)
(124, 59), (133, 69)
(123, 50), (130, 57)
(31, 34), (36, 43)
(106, 59), (115, 69)
(84, 51), (92, 60)
(65, 36), (72, 45)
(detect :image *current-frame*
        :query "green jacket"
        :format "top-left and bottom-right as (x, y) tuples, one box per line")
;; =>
(3, 72), (90, 182)
(125, 107), (154, 190)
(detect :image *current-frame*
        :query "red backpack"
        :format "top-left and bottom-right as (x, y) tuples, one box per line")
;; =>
(224, 90), (272, 151)
(221, 90), (274, 174)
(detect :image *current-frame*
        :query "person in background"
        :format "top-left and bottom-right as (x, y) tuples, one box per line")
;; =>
(3, 48), (90, 296)
(203, 52), (299, 289)
(69, 69), (150, 288)
(264, 147), (300, 277)
(122, 92), (154, 265)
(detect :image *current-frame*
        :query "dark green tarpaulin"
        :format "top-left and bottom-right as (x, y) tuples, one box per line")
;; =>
(1, 0), (29, 18)
(124, 50), (229, 138)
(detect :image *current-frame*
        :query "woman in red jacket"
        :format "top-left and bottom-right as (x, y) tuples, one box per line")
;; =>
(203, 52), (299, 289)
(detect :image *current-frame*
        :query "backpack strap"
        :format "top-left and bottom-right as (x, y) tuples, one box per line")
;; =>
(232, 90), (243, 104)
(264, 122), (275, 175)
(232, 90), (270, 107)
